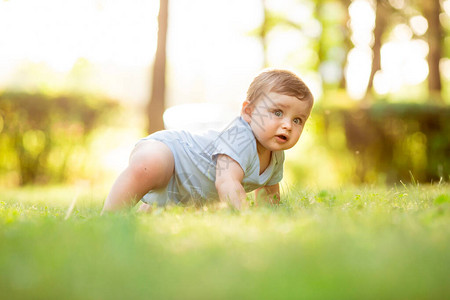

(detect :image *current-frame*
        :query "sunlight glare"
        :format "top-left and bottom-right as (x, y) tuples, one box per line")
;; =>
(303, 72), (323, 101)
(388, 0), (405, 10)
(345, 46), (372, 99)
(441, 59), (450, 80)
(346, 0), (375, 99)
(0, 0), (267, 105)
(347, 0), (430, 98)
(444, 0), (450, 16)
(373, 71), (389, 95)
(409, 16), (428, 36)
(303, 19), (323, 39)
(0, 0), (158, 72)
(376, 38), (429, 93)
(320, 61), (342, 83)
(267, 0), (313, 21)
(95, 128), (141, 175)
(391, 24), (413, 41)
(167, 0), (263, 107)
(283, 1), (321, 39)
(267, 28), (309, 67)
(349, 0), (375, 47)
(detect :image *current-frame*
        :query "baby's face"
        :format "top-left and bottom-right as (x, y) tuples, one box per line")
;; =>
(244, 92), (312, 153)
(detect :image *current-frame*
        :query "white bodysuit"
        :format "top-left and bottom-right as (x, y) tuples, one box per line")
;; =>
(139, 116), (284, 206)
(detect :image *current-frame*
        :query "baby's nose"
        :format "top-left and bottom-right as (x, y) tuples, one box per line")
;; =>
(281, 119), (292, 129)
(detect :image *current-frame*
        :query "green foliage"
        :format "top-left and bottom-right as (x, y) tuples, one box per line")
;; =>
(318, 103), (450, 184)
(0, 184), (449, 299)
(0, 91), (118, 185)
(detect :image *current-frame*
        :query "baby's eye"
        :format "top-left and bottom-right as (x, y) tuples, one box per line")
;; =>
(274, 110), (283, 117)
(293, 118), (302, 125)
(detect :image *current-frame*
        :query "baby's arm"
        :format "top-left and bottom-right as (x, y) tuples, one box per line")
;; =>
(255, 183), (281, 205)
(214, 154), (247, 210)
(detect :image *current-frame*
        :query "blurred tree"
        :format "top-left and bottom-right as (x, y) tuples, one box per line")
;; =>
(337, 0), (352, 89)
(256, 0), (302, 68)
(363, 0), (445, 102)
(254, 0), (351, 95)
(315, 0), (328, 78)
(366, 0), (390, 98)
(147, 0), (168, 134)
(422, 0), (444, 102)
(316, 0), (351, 90)
(261, 0), (270, 68)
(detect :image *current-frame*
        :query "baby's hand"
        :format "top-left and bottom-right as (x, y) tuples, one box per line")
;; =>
(215, 154), (246, 210)
(217, 197), (248, 211)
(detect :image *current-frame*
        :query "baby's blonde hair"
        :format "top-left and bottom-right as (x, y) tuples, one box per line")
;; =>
(246, 69), (313, 104)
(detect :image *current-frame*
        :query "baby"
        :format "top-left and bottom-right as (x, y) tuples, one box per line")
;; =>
(102, 69), (314, 212)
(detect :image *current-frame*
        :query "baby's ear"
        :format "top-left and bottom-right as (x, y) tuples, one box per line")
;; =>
(241, 101), (253, 123)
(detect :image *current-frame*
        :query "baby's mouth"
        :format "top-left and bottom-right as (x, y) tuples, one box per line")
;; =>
(276, 134), (288, 141)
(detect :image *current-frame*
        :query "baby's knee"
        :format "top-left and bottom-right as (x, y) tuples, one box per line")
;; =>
(127, 161), (153, 180)
(131, 140), (174, 165)
(127, 142), (174, 187)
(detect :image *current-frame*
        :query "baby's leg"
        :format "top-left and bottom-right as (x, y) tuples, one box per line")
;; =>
(102, 140), (174, 212)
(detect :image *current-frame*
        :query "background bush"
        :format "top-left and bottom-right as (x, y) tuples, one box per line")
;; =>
(0, 91), (118, 185)
(318, 103), (450, 184)
(1, 91), (449, 187)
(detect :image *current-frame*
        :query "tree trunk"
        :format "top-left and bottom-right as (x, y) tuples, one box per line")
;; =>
(147, 0), (169, 134)
(339, 0), (352, 89)
(366, 0), (388, 97)
(423, 0), (443, 103)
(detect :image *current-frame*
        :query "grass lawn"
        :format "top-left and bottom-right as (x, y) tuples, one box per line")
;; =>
(0, 183), (449, 300)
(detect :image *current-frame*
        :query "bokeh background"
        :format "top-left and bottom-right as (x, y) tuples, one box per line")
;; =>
(0, 0), (449, 189)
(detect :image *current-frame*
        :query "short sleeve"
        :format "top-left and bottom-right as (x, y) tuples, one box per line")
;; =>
(265, 151), (285, 186)
(210, 118), (257, 174)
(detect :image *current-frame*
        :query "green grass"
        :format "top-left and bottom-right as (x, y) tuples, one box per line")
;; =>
(1, 184), (450, 300)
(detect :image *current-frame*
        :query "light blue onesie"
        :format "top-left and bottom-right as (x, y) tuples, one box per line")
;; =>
(139, 116), (284, 206)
